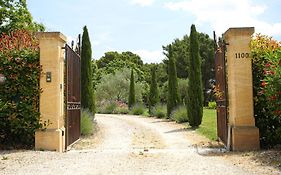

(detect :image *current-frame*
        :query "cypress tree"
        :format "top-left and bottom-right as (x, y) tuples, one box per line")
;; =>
(91, 60), (97, 114)
(148, 65), (159, 113)
(187, 24), (203, 127)
(128, 69), (136, 109)
(167, 45), (180, 118)
(81, 26), (95, 113)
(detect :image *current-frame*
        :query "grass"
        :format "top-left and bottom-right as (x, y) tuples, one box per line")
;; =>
(195, 108), (217, 141)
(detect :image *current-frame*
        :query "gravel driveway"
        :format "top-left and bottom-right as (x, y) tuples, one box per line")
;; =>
(0, 114), (280, 175)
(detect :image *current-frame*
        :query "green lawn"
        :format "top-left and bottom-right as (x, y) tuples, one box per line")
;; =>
(195, 108), (217, 140)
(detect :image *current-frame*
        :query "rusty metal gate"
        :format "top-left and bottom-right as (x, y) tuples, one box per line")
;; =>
(214, 33), (228, 146)
(65, 43), (81, 148)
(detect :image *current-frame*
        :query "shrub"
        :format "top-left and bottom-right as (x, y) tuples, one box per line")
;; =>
(171, 106), (188, 123)
(207, 101), (216, 109)
(81, 109), (95, 136)
(98, 101), (117, 114)
(105, 102), (117, 114)
(114, 101), (129, 114)
(115, 107), (130, 114)
(151, 104), (167, 118)
(97, 100), (131, 114)
(130, 103), (146, 115)
(251, 34), (281, 147)
(0, 30), (45, 147)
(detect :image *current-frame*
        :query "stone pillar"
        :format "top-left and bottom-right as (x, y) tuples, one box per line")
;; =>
(224, 27), (260, 151)
(35, 32), (66, 152)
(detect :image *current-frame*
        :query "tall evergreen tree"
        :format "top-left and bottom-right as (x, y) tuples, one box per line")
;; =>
(167, 45), (180, 118)
(92, 60), (98, 90)
(81, 26), (95, 113)
(163, 33), (215, 105)
(187, 24), (203, 127)
(148, 65), (159, 113)
(91, 60), (97, 114)
(128, 69), (136, 109)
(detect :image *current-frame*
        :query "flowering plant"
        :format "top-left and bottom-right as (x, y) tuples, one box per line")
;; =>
(0, 30), (43, 147)
(261, 52), (281, 116)
(251, 34), (281, 147)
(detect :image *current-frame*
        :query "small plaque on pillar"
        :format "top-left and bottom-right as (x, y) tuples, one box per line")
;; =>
(46, 72), (52, 82)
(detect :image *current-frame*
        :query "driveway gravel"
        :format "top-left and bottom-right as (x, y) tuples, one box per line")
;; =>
(0, 114), (280, 175)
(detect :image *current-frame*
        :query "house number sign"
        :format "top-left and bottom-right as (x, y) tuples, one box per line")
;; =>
(235, 52), (250, 59)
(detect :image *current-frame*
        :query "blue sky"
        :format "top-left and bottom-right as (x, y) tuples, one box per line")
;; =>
(27, 0), (281, 63)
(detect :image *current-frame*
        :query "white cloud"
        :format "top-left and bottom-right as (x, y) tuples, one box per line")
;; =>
(131, 0), (155, 7)
(164, 0), (281, 37)
(133, 49), (165, 63)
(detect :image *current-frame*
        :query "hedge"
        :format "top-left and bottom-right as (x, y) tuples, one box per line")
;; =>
(0, 30), (46, 147)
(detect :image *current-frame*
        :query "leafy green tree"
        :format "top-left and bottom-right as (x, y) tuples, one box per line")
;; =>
(0, 0), (45, 33)
(198, 33), (215, 105)
(96, 51), (147, 82)
(128, 69), (136, 109)
(148, 65), (159, 113)
(187, 24), (203, 127)
(167, 45), (180, 118)
(155, 63), (168, 86)
(163, 36), (189, 79)
(178, 78), (189, 105)
(97, 51), (143, 69)
(81, 26), (95, 114)
(96, 68), (144, 104)
(96, 51), (119, 68)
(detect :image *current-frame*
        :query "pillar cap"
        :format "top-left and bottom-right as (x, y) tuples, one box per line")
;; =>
(36, 32), (67, 43)
(224, 27), (255, 40)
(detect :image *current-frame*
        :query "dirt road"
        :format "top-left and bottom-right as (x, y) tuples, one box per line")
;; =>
(0, 114), (279, 175)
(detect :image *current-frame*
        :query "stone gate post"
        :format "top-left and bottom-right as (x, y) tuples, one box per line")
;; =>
(35, 32), (66, 152)
(224, 27), (260, 151)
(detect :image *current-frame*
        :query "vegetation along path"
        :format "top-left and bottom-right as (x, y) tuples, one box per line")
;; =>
(0, 114), (279, 175)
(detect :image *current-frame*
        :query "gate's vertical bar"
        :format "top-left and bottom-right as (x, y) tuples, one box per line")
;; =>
(76, 34), (81, 139)
(221, 39), (228, 146)
(65, 44), (68, 149)
(214, 32), (228, 146)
